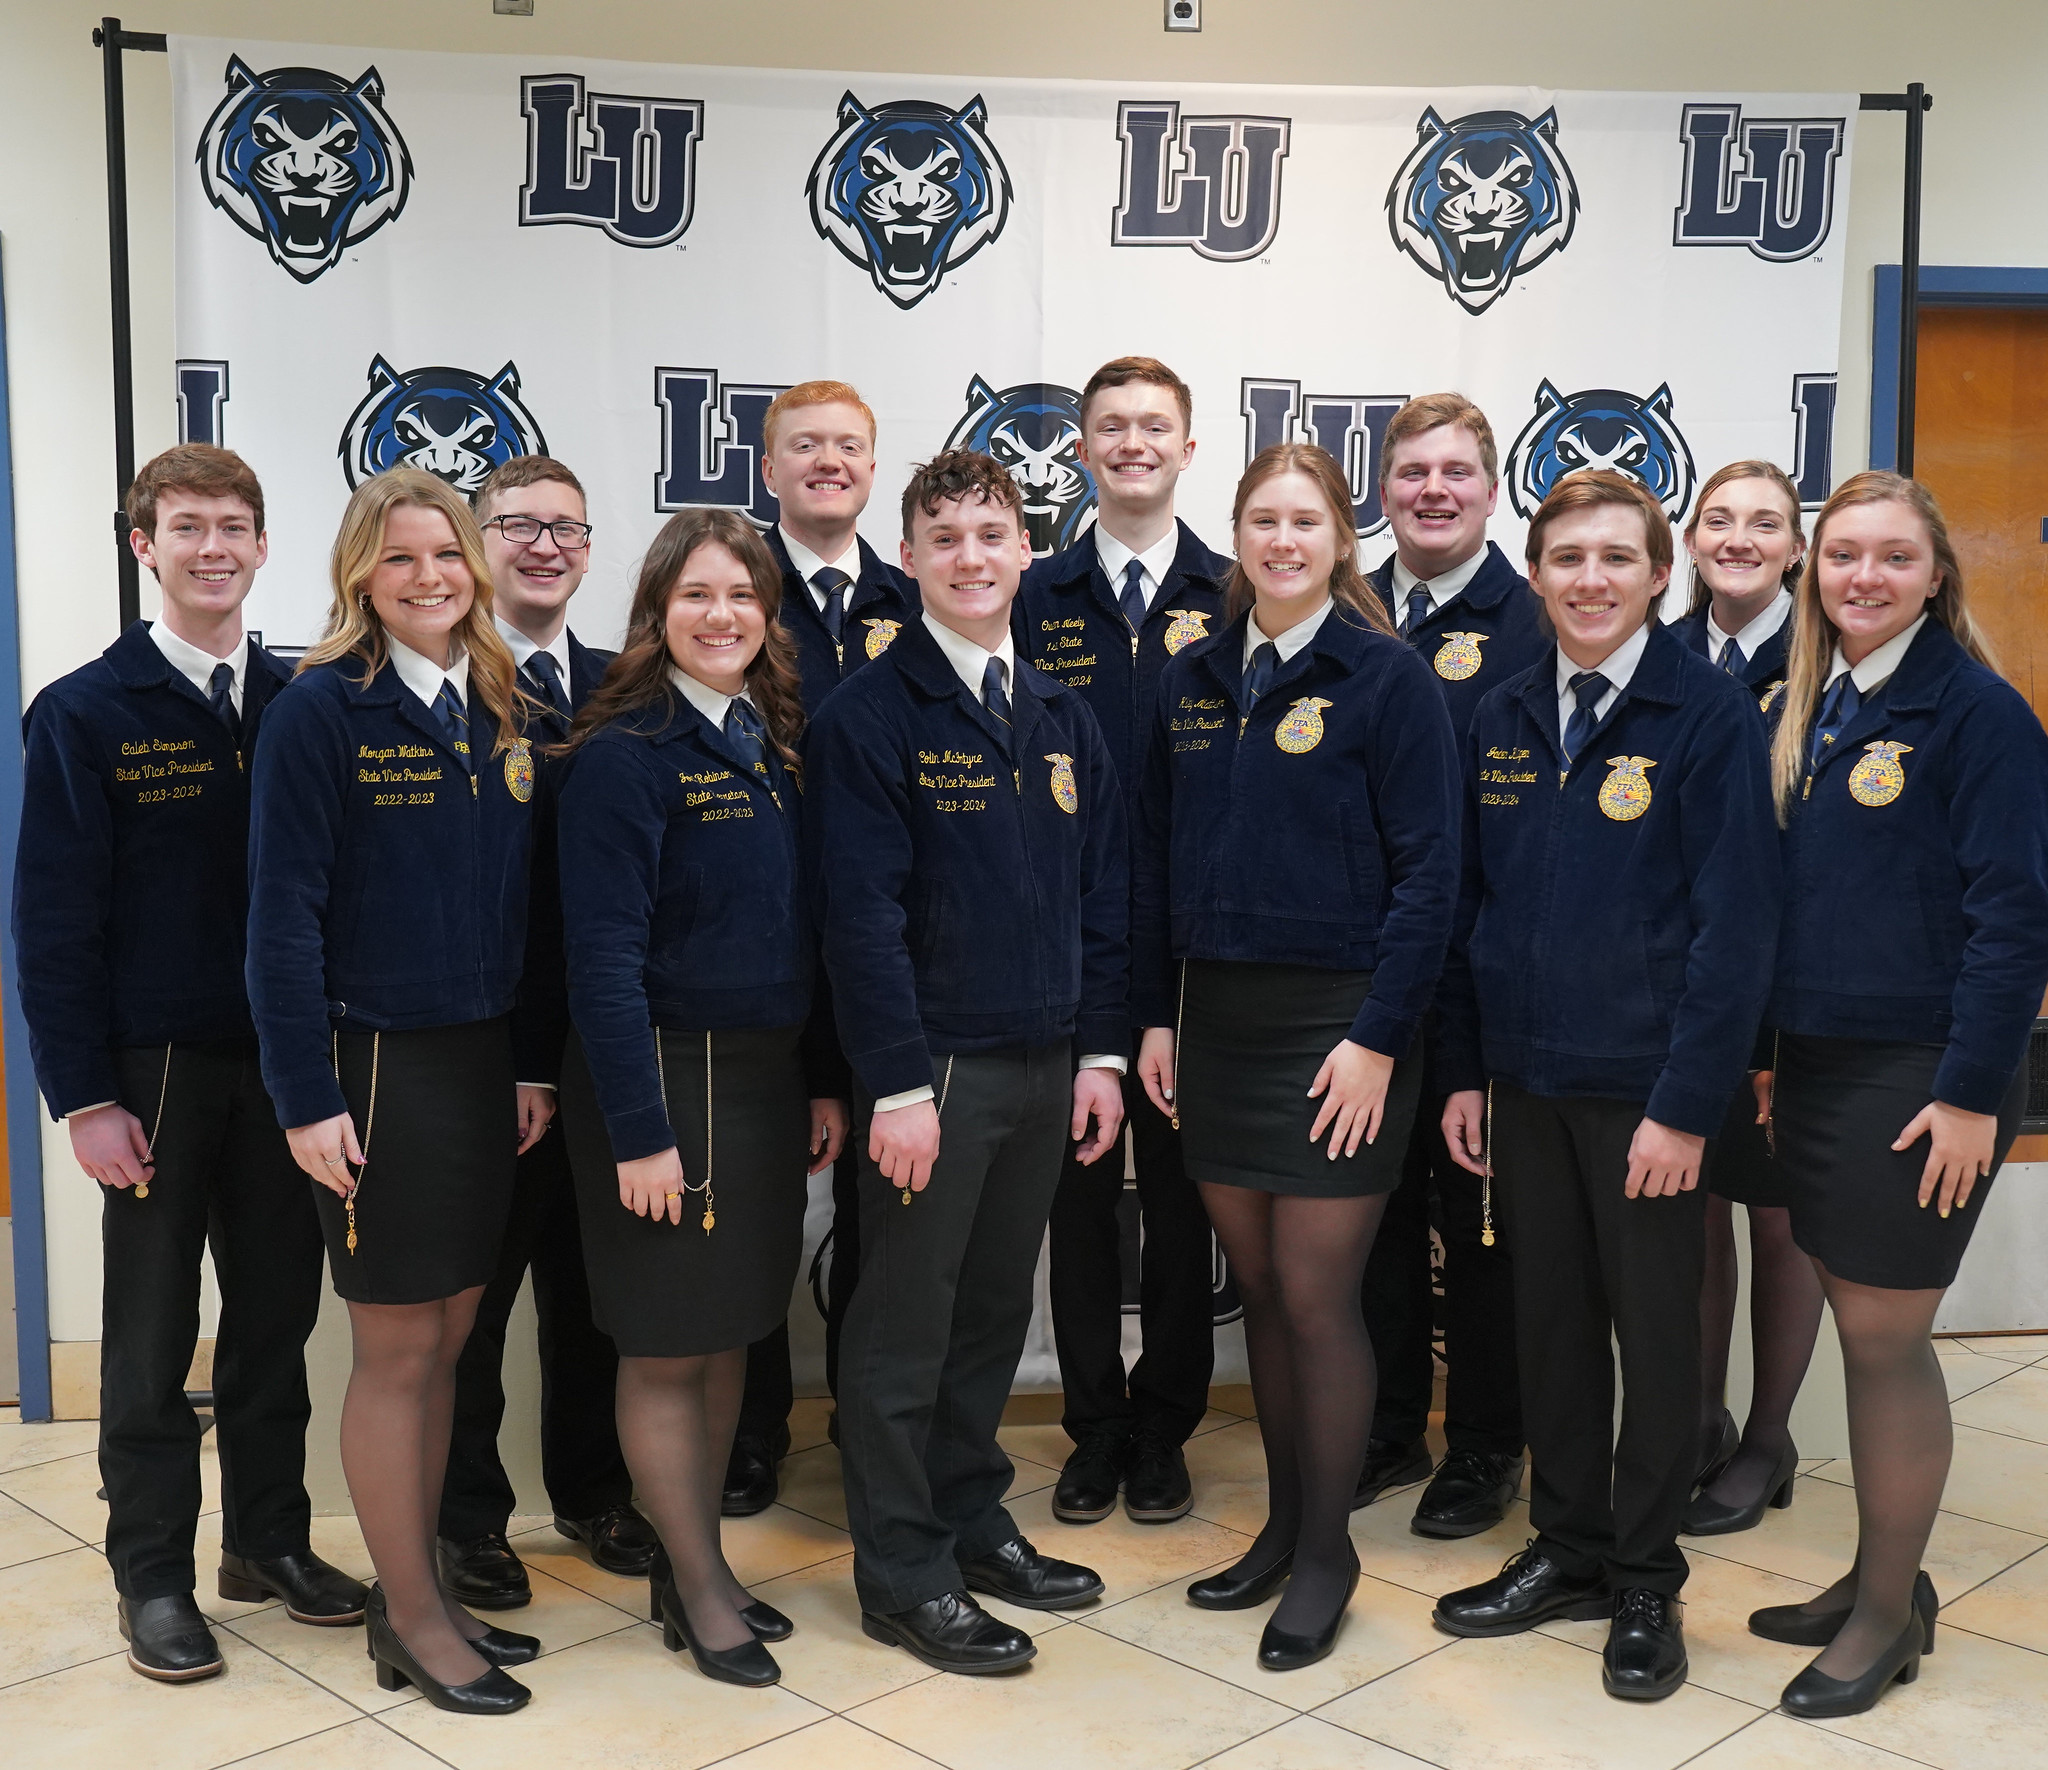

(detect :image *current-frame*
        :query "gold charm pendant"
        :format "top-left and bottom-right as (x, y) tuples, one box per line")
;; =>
(135, 1182), (149, 1199)
(901, 1187), (912, 1206)
(345, 1195), (359, 1255)
(701, 1208), (715, 1234)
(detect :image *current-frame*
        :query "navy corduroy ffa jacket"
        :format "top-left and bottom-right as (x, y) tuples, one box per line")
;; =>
(1014, 520), (1231, 821)
(767, 528), (921, 717)
(1767, 619), (2048, 1113)
(1436, 620), (1781, 1137)
(1366, 542), (1549, 740)
(1131, 603), (1461, 1057)
(803, 613), (1130, 1101)
(1673, 603), (1790, 705)
(558, 689), (837, 1160)
(14, 622), (289, 1118)
(246, 657), (541, 1128)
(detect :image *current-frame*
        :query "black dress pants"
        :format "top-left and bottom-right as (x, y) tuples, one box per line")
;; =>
(1361, 1081), (1522, 1454)
(98, 1038), (324, 1600)
(839, 1043), (1070, 1615)
(1048, 1072), (1213, 1447)
(441, 1118), (631, 1538)
(1492, 1083), (1706, 1596)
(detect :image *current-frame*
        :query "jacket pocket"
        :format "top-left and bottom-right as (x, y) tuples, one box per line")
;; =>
(905, 876), (948, 973)
(650, 863), (704, 960)
(1337, 799), (1384, 920)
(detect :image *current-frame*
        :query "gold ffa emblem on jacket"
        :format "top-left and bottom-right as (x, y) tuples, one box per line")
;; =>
(1045, 752), (1078, 813)
(1274, 698), (1334, 754)
(1597, 755), (1657, 821)
(863, 618), (902, 660)
(1433, 631), (1488, 682)
(1163, 609), (1212, 655)
(503, 739), (535, 804)
(1847, 741), (1912, 807)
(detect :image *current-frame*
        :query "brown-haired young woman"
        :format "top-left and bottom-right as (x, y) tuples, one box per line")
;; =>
(1746, 472), (2048, 1716)
(1134, 443), (1459, 1670)
(555, 509), (848, 1687)
(248, 470), (554, 1714)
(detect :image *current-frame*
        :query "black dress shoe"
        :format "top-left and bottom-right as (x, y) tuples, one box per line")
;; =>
(118, 1594), (224, 1682)
(1694, 1407), (1740, 1490)
(1604, 1588), (1687, 1701)
(1124, 1431), (1194, 1523)
(1750, 1570), (1938, 1654)
(1779, 1615), (1924, 1717)
(554, 1503), (659, 1576)
(860, 1591), (1035, 1674)
(1410, 1449), (1523, 1540)
(1352, 1436), (1433, 1510)
(366, 1587), (530, 1714)
(1433, 1542), (1611, 1637)
(363, 1607), (540, 1669)
(1682, 1443), (1798, 1537)
(1258, 1561), (1359, 1671)
(218, 1549), (369, 1624)
(437, 1533), (531, 1610)
(1052, 1433), (1125, 1523)
(721, 1432), (785, 1517)
(659, 1581), (780, 1686)
(647, 1543), (794, 1641)
(960, 1535), (1104, 1610)
(1189, 1550), (1293, 1611)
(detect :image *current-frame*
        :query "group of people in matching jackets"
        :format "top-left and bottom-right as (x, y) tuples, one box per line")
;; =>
(17, 360), (2048, 1725)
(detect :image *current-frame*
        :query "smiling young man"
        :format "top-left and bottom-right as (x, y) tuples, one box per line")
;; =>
(805, 450), (1129, 1675)
(14, 445), (366, 1681)
(1355, 394), (1548, 1537)
(1013, 357), (1229, 1527)
(434, 456), (657, 1611)
(1428, 471), (1779, 1703)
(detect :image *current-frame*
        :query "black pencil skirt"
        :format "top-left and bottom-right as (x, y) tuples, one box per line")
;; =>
(1176, 958), (1420, 1198)
(1774, 1033), (2030, 1291)
(561, 1024), (810, 1358)
(318, 1017), (519, 1305)
(1706, 1073), (1789, 1208)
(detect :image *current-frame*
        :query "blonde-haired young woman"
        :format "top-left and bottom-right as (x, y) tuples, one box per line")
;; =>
(248, 470), (554, 1715)
(1749, 471), (2048, 1716)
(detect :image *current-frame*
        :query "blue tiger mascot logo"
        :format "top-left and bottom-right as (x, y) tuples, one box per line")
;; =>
(945, 377), (1096, 559)
(806, 93), (1012, 309)
(197, 56), (412, 284)
(339, 358), (547, 493)
(1506, 381), (1697, 520)
(1387, 108), (1578, 315)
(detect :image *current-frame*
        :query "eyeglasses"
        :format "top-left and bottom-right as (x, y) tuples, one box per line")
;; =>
(485, 516), (593, 549)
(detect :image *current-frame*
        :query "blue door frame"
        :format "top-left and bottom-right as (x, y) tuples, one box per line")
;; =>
(1872, 264), (2048, 471)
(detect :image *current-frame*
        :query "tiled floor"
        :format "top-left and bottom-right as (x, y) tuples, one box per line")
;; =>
(3, 1339), (2047, 1770)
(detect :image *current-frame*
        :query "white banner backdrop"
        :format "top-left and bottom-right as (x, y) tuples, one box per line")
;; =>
(171, 37), (1855, 654)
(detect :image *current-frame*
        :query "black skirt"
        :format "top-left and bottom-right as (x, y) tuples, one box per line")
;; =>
(317, 1018), (518, 1305)
(1774, 1034), (2030, 1291)
(562, 1024), (810, 1357)
(1707, 1071), (1789, 1208)
(1176, 958), (1420, 1197)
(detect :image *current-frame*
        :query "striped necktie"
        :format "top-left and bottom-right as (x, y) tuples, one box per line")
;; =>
(1563, 670), (1610, 765)
(433, 678), (472, 773)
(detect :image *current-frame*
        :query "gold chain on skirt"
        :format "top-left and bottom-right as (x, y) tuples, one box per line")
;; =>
(132, 1042), (174, 1199)
(654, 1031), (717, 1232)
(330, 1031), (380, 1254)
(1169, 960), (1187, 1132)
(1481, 1081), (1496, 1248)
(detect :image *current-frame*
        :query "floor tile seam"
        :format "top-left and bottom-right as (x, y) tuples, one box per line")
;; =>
(0, 1442), (103, 1476)
(0, 1645), (128, 1695)
(1773, 1709), (1952, 1770)
(1193, 1708), (1452, 1770)
(521, 1558), (659, 1624)
(205, 1714), (388, 1770)
(364, 1709), (466, 1770)
(816, 1711), (959, 1770)
(1933, 1616), (2048, 1658)
(1766, 1472), (2048, 1548)
(0, 1482), (108, 1539)
(221, 1608), (392, 1720)
(0, 1533), (105, 1576)
(1936, 1415), (2048, 1451)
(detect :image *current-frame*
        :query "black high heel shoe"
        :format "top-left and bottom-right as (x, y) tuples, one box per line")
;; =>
(1189, 1550), (1293, 1611)
(1256, 1560), (1358, 1671)
(1749, 1569), (1938, 1654)
(1779, 1614), (1924, 1717)
(658, 1582), (780, 1686)
(1693, 1409), (1739, 1492)
(1681, 1442), (1798, 1537)
(649, 1545), (792, 1641)
(365, 1586), (530, 1714)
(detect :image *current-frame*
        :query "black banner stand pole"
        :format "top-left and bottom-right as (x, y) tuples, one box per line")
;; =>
(92, 18), (166, 632)
(1860, 85), (1933, 475)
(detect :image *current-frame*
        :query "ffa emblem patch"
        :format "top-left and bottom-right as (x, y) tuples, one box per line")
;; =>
(1163, 609), (1212, 655)
(1759, 680), (1785, 714)
(863, 618), (902, 660)
(1847, 741), (1912, 807)
(504, 739), (535, 804)
(1597, 755), (1657, 821)
(1275, 697), (1334, 754)
(1433, 631), (1487, 681)
(1045, 752), (1078, 813)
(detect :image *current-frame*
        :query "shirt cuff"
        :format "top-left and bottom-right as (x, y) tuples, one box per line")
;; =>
(63, 1101), (118, 1119)
(1078, 1054), (1128, 1074)
(873, 1085), (936, 1112)
(518, 1081), (557, 1091)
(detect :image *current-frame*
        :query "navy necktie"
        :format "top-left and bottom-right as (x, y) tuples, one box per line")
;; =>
(207, 662), (241, 746)
(1404, 587), (1432, 636)
(724, 696), (768, 775)
(1718, 637), (1746, 676)
(1563, 670), (1610, 766)
(1243, 640), (1278, 709)
(981, 656), (1012, 724)
(1119, 559), (1148, 632)
(813, 567), (851, 645)
(433, 678), (473, 772)
(524, 650), (569, 722)
(1810, 672), (1861, 771)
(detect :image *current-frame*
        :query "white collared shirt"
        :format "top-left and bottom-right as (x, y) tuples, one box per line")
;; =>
(1827, 612), (1928, 696)
(1707, 590), (1793, 667)
(1243, 595), (1336, 671)
(778, 528), (864, 613)
(150, 621), (248, 714)
(496, 615), (571, 692)
(1390, 546), (1489, 627)
(1095, 525), (1181, 616)
(1554, 619), (1653, 745)
(666, 664), (755, 730)
(386, 634), (470, 713)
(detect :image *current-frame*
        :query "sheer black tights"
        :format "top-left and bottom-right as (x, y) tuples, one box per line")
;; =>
(1199, 1184), (1390, 1635)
